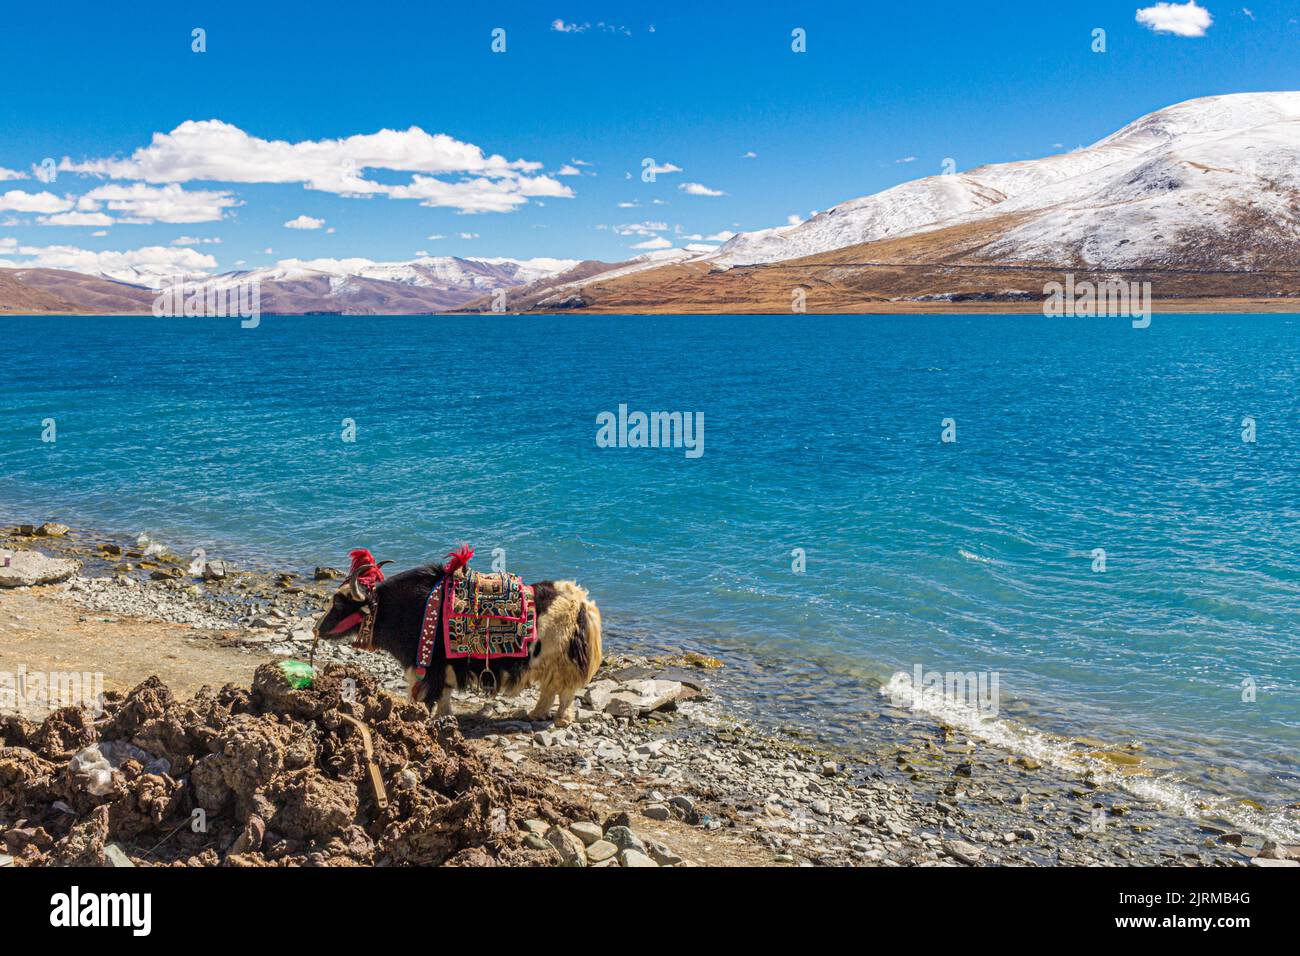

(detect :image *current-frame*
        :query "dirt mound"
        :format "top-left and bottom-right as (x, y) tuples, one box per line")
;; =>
(0, 662), (590, 866)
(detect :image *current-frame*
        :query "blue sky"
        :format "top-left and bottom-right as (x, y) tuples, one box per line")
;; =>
(1, 0), (1297, 275)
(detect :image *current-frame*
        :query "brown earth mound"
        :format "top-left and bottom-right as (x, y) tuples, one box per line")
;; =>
(0, 663), (589, 866)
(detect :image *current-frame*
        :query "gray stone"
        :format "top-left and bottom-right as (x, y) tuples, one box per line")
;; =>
(36, 522), (70, 537)
(569, 821), (603, 846)
(645, 840), (683, 866)
(1250, 857), (1298, 867)
(668, 795), (695, 816)
(521, 818), (547, 835)
(0, 550), (80, 588)
(522, 833), (550, 852)
(585, 839), (618, 863)
(605, 680), (684, 718)
(1258, 839), (1286, 860)
(642, 804), (671, 821)
(619, 848), (658, 867)
(583, 679), (618, 712)
(545, 826), (587, 867)
(102, 844), (134, 867)
(944, 840), (984, 865)
(203, 561), (228, 581)
(604, 825), (647, 854)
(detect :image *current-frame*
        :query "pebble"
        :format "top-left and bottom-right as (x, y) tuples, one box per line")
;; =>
(585, 840), (618, 863)
(619, 849), (658, 867)
(569, 821), (603, 846)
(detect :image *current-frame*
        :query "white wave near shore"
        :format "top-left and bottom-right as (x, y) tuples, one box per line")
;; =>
(881, 670), (1300, 844)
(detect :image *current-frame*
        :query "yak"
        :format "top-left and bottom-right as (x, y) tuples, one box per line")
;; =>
(314, 547), (602, 726)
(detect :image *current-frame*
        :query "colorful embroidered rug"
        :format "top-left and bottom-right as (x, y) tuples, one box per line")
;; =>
(417, 569), (537, 671)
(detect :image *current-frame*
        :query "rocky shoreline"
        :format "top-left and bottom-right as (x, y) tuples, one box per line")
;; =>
(3, 521), (1297, 867)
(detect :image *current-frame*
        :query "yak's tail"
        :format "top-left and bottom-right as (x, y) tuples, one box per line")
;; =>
(568, 594), (603, 683)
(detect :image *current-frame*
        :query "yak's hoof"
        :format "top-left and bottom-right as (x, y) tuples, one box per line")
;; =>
(552, 715), (572, 728)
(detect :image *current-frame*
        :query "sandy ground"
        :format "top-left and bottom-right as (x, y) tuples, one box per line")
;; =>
(0, 586), (260, 711)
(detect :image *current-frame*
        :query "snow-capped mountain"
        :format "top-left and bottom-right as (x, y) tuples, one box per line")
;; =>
(108, 255), (577, 293)
(76, 255), (581, 313)
(711, 92), (1300, 270)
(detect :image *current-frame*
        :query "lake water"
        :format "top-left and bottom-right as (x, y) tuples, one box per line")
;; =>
(2, 312), (1297, 838)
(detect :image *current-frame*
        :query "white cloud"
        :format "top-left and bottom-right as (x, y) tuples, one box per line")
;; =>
(39, 211), (115, 227)
(682, 242), (718, 253)
(556, 164), (582, 176)
(786, 214), (804, 226)
(631, 236), (672, 250)
(645, 162), (682, 176)
(0, 190), (73, 213)
(679, 182), (725, 197)
(0, 167), (28, 181)
(551, 20), (629, 35)
(571, 158), (593, 166)
(705, 230), (735, 241)
(895, 156), (917, 163)
(617, 200), (640, 208)
(59, 119), (571, 214)
(171, 236), (221, 245)
(458, 232), (479, 239)
(2, 242), (218, 278)
(284, 214), (326, 230)
(1136, 2), (1213, 36)
(614, 220), (667, 237)
(80, 183), (238, 223)
(426, 233), (446, 240)
(742, 151), (757, 159)
(91, 230), (107, 237)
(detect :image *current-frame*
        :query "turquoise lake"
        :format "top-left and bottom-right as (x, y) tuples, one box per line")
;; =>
(2, 312), (1297, 838)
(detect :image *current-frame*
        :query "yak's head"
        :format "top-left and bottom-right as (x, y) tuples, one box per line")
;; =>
(314, 550), (390, 641)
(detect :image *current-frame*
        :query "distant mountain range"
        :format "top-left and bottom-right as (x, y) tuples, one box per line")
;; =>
(4, 93), (1299, 315)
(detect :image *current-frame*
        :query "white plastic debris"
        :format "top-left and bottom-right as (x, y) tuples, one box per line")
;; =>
(69, 742), (171, 796)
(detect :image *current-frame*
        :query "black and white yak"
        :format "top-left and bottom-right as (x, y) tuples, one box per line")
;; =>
(313, 547), (602, 727)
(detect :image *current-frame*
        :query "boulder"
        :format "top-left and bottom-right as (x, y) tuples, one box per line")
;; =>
(604, 680), (685, 718)
(583, 680), (618, 712)
(585, 839), (618, 863)
(544, 826), (587, 867)
(569, 821), (603, 846)
(36, 523), (69, 538)
(619, 848), (658, 867)
(604, 826), (646, 855)
(0, 551), (81, 588)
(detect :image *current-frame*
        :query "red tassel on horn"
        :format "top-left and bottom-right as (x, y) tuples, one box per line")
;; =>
(444, 544), (474, 574)
(348, 548), (386, 588)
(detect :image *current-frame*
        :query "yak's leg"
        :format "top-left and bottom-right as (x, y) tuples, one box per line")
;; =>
(528, 677), (557, 722)
(553, 688), (577, 728)
(435, 665), (457, 717)
(404, 667), (429, 705)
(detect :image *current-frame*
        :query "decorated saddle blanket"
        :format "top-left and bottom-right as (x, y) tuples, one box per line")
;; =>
(416, 569), (537, 671)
